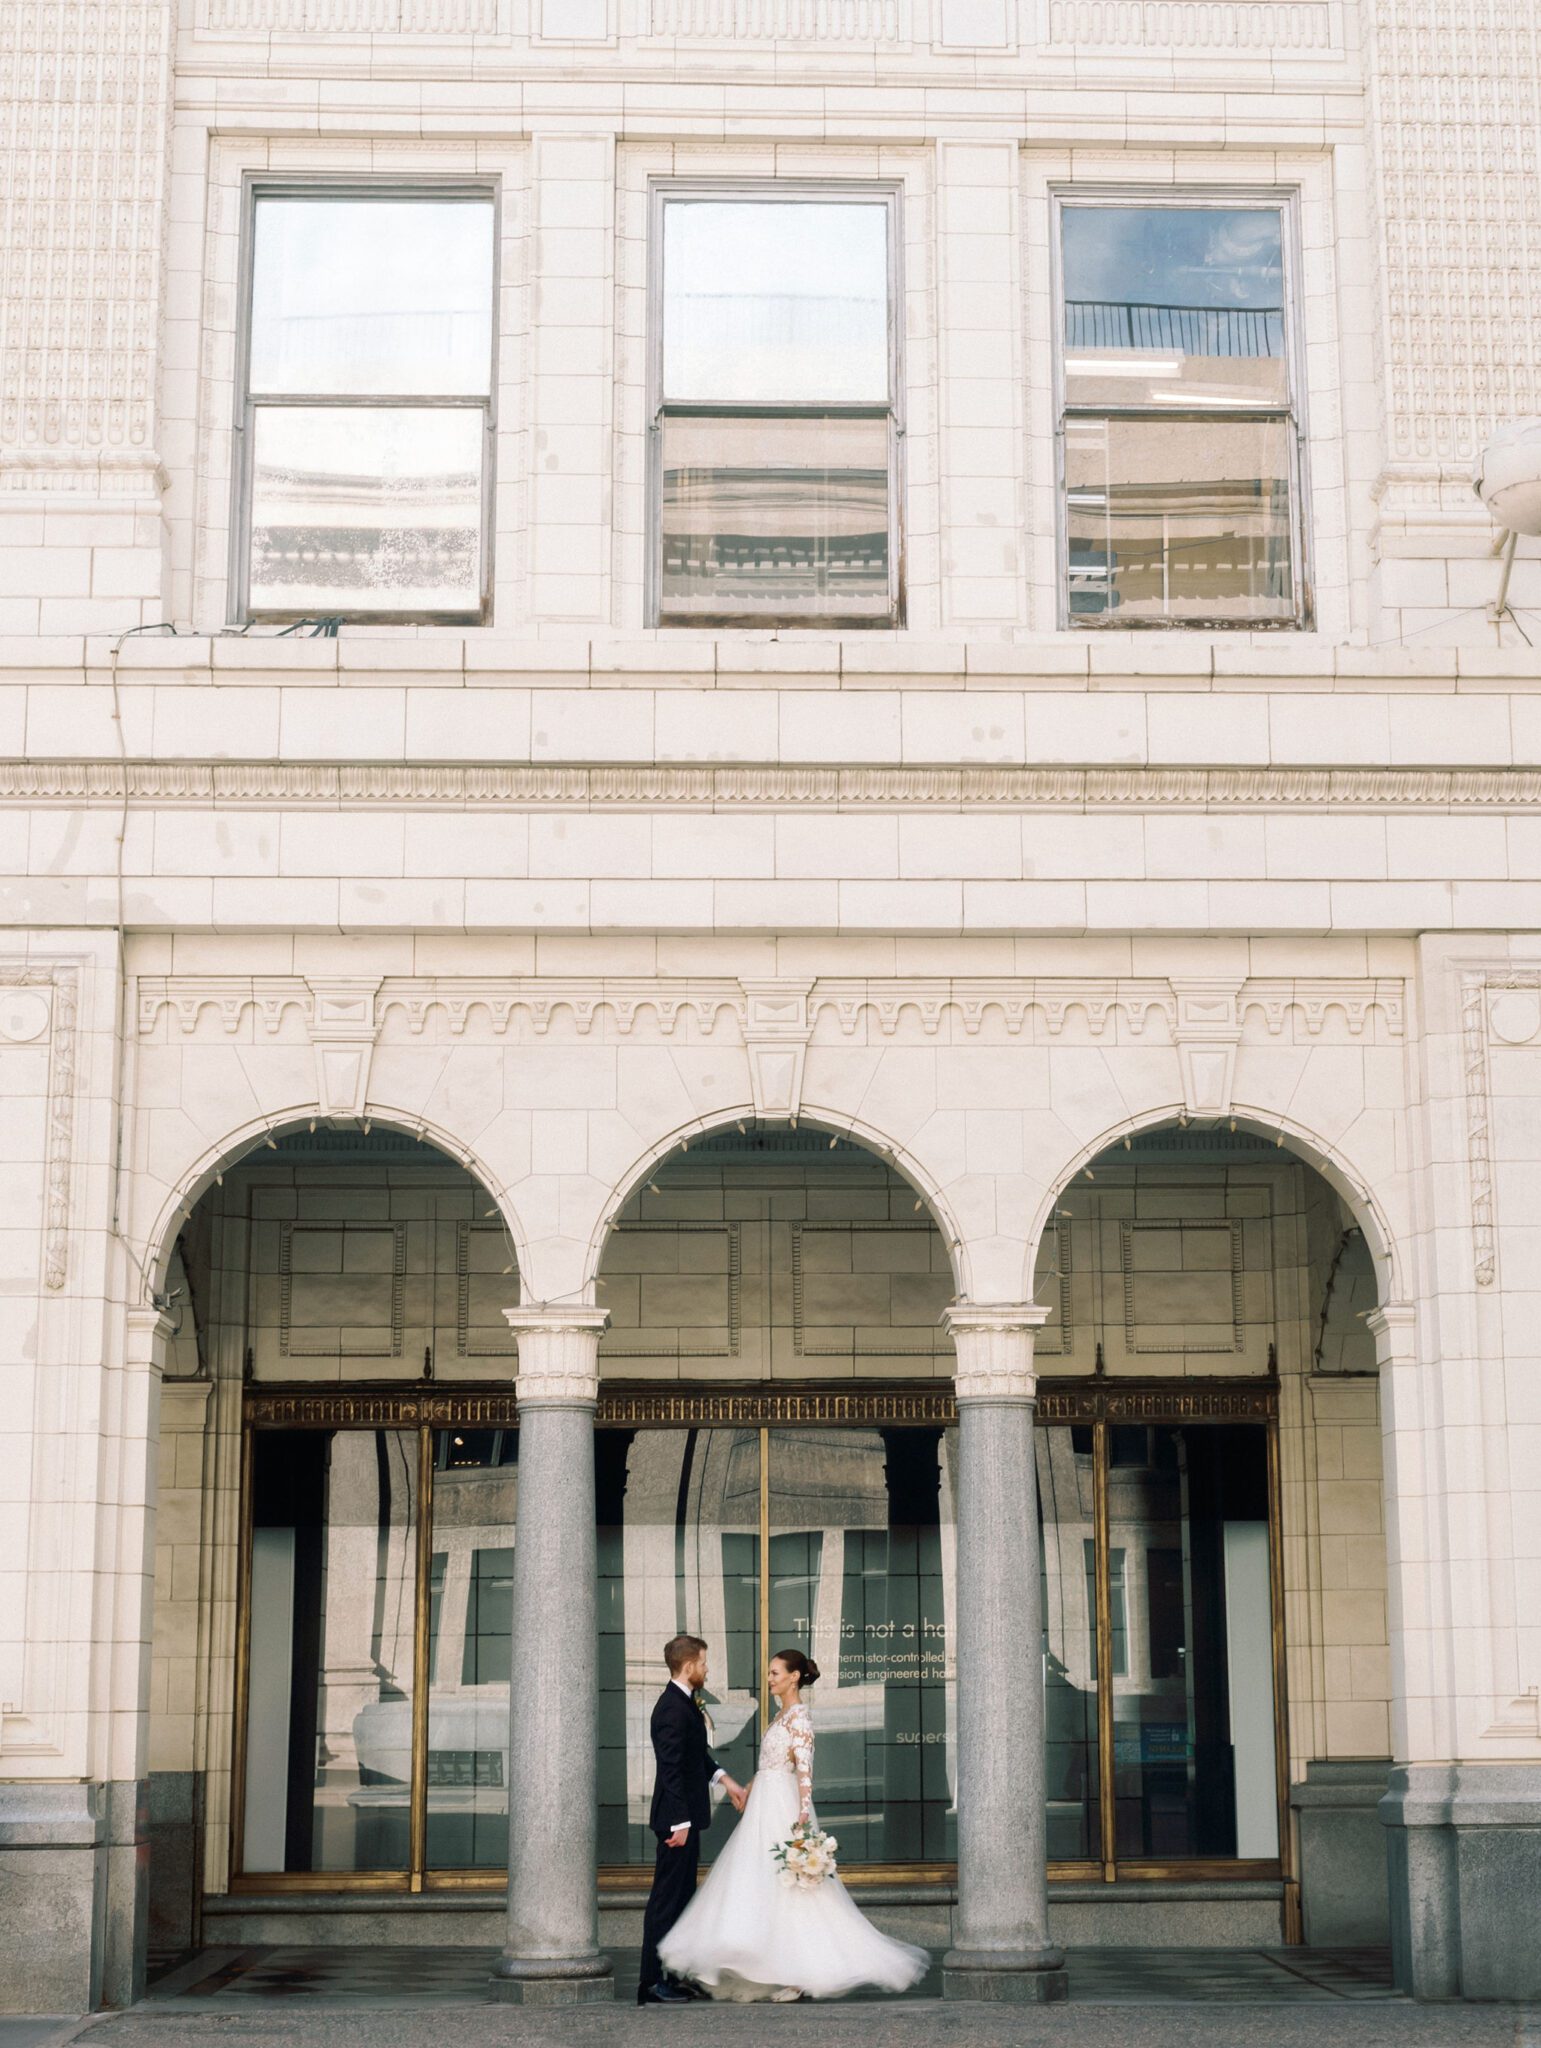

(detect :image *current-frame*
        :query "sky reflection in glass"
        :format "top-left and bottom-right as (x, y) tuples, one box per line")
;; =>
(663, 200), (890, 405)
(250, 198), (495, 398)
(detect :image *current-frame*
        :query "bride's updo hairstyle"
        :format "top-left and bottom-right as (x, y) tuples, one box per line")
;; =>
(773, 1648), (821, 1689)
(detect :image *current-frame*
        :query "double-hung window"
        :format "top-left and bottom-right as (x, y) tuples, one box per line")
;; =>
(650, 186), (901, 628)
(1055, 194), (1307, 629)
(237, 188), (496, 624)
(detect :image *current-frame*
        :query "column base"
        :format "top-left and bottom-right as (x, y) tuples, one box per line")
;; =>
(1382, 1763), (1541, 2002)
(488, 1953), (614, 2005)
(943, 1946), (1069, 2003)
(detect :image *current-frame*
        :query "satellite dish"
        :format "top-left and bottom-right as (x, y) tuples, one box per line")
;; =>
(1473, 418), (1541, 536)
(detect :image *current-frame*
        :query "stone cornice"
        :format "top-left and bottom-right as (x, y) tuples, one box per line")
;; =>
(7, 762), (1541, 809)
(134, 973), (1406, 1044)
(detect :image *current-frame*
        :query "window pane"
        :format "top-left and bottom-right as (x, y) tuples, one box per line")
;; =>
(1062, 206), (1288, 409)
(424, 1428), (517, 1871)
(1065, 416), (1295, 623)
(1039, 1429), (1099, 1862)
(249, 406), (484, 618)
(243, 1429), (419, 1875)
(595, 1429), (761, 1867)
(660, 413), (890, 622)
(250, 197), (494, 397)
(1106, 1425), (1278, 1861)
(767, 1426), (957, 1864)
(662, 200), (889, 404)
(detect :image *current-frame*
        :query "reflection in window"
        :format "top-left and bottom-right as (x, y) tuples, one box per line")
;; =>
(768, 1428), (956, 1864)
(241, 191), (495, 622)
(1039, 1429), (1099, 1861)
(653, 191), (898, 626)
(1105, 1425), (1278, 1860)
(424, 1429), (516, 1870)
(1058, 200), (1304, 627)
(595, 1429), (762, 1866)
(242, 1429), (420, 1874)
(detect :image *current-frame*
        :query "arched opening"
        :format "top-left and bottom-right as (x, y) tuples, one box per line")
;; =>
(589, 1121), (964, 1885)
(145, 1121), (518, 1956)
(1026, 1120), (1389, 1945)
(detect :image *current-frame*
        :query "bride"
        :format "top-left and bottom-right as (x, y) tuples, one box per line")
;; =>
(658, 1648), (930, 2003)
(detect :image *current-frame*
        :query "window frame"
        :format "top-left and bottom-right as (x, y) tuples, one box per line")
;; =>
(231, 176), (501, 628)
(645, 178), (906, 632)
(1050, 184), (1312, 634)
(228, 1377), (1288, 1894)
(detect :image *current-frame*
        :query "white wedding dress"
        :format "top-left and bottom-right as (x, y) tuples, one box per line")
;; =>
(658, 1701), (930, 2003)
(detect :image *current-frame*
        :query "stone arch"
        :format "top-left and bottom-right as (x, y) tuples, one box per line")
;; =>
(578, 1103), (972, 1303)
(139, 1105), (529, 1302)
(1023, 1102), (1404, 1312)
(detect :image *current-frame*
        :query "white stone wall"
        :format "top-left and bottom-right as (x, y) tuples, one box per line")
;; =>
(7, 0), (1541, 643)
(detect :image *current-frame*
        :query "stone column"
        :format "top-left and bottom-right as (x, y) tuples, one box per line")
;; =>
(942, 1305), (1067, 2004)
(490, 1306), (613, 2005)
(102, 1304), (177, 2009)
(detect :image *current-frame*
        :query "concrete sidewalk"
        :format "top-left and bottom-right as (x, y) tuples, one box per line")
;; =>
(4, 2003), (1538, 2048)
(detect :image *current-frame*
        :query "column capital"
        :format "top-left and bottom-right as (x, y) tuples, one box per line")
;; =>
(944, 1303), (1051, 1402)
(1366, 1302), (1417, 1364)
(124, 1306), (178, 1373)
(503, 1304), (610, 1406)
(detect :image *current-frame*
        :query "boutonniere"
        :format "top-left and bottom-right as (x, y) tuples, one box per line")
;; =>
(694, 1691), (715, 1735)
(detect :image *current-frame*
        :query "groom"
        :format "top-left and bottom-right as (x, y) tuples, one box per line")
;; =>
(637, 1632), (747, 2005)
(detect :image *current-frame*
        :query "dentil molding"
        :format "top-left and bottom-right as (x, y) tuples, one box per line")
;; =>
(135, 974), (1407, 1045)
(10, 762), (1541, 809)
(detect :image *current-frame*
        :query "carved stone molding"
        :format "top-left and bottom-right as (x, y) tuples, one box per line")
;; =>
(1460, 969), (1541, 1289)
(648, 0), (903, 37)
(740, 979), (813, 1121)
(943, 1302), (1051, 1401)
(1120, 1219), (1245, 1356)
(306, 977), (383, 1120)
(1480, 1687), (1541, 1743)
(136, 972), (1406, 1057)
(14, 761), (1541, 810)
(0, 0), (172, 460)
(812, 977), (1403, 1044)
(1043, 0), (1336, 50)
(1, 961), (79, 1291)
(1368, 0), (1541, 468)
(600, 1222), (742, 1360)
(1171, 978), (1244, 1120)
(505, 1304), (610, 1405)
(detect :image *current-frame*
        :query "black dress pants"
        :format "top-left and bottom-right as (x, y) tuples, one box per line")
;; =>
(638, 1827), (701, 1994)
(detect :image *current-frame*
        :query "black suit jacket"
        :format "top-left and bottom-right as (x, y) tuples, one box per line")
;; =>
(648, 1683), (720, 1837)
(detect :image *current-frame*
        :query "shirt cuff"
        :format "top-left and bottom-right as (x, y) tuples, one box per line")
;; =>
(671, 1822), (690, 1833)
(711, 1769), (726, 1786)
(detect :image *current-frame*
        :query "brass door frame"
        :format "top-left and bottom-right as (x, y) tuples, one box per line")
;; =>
(229, 1377), (1289, 1898)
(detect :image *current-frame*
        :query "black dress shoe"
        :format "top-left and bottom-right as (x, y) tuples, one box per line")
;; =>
(677, 1979), (712, 2000)
(639, 1981), (692, 2004)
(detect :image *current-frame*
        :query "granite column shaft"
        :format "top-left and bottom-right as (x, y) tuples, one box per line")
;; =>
(942, 1304), (1067, 2004)
(491, 1306), (613, 2005)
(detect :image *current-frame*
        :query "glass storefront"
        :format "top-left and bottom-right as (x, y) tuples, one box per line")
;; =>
(233, 1386), (1282, 1891)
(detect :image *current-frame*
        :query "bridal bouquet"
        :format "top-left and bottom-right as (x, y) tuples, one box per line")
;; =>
(772, 1820), (838, 1889)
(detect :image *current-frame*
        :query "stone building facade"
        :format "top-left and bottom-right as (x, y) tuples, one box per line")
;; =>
(2, 0), (1540, 2015)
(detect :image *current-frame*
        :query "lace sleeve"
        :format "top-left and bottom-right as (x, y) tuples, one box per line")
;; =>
(788, 1708), (814, 1821)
